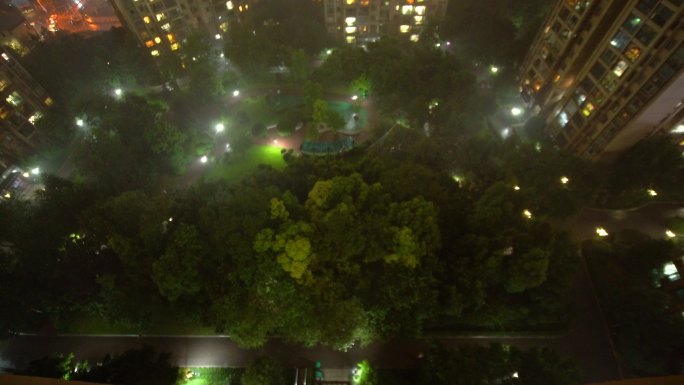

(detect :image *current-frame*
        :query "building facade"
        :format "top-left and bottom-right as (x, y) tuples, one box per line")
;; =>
(323, 0), (448, 44)
(519, 0), (684, 160)
(108, 0), (253, 57)
(0, 46), (50, 173)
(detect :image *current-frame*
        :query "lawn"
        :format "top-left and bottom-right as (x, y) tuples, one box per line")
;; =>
(204, 145), (286, 182)
(180, 368), (243, 385)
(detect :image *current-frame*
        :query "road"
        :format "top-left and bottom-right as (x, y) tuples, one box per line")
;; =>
(1, 205), (680, 382)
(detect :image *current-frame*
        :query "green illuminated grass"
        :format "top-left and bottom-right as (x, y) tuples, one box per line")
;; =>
(179, 368), (243, 385)
(204, 145), (286, 182)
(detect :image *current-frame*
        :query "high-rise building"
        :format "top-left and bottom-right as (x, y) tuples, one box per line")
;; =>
(323, 0), (448, 45)
(108, 0), (253, 57)
(0, 46), (51, 173)
(519, 0), (684, 160)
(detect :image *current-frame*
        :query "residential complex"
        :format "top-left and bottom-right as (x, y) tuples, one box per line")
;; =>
(108, 0), (253, 57)
(323, 0), (448, 44)
(0, 46), (50, 174)
(519, 0), (684, 160)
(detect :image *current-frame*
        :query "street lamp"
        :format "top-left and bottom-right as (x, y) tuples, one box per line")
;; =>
(666, 229), (676, 238)
(511, 107), (523, 116)
(114, 88), (123, 97)
(513, 185), (520, 191)
(596, 227), (609, 237)
(200, 155), (208, 164)
(215, 123), (225, 133)
(30, 167), (40, 175)
(351, 95), (358, 101)
(232, 90), (240, 97)
(490, 65), (499, 74)
(647, 189), (658, 197)
(560, 176), (569, 185)
(76, 118), (84, 127)
(523, 209), (532, 219)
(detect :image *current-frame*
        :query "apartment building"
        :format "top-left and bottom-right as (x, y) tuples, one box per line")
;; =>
(519, 0), (684, 160)
(109, 0), (253, 57)
(323, 0), (448, 44)
(0, 46), (51, 173)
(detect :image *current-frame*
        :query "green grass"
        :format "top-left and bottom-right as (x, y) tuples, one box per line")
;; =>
(205, 145), (286, 182)
(180, 368), (243, 385)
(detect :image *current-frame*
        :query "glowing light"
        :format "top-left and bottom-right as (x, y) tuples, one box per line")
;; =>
(114, 88), (123, 97)
(22, 172), (29, 178)
(523, 209), (532, 219)
(273, 139), (278, 144)
(215, 33), (221, 40)
(512, 372), (519, 379)
(351, 95), (358, 101)
(399, 25), (410, 33)
(672, 124), (684, 134)
(596, 227), (609, 237)
(30, 167), (40, 175)
(560, 176), (569, 184)
(647, 189), (657, 197)
(215, 123), (225, 133)
(490, 65), (499, 74)
(200, 155), (208, 163)
(666, 229), (676, 238)
(168, 217), (173, 222)
(511, 107), (523, 116)
(232, 90), (240, 97)
(3, 192), (10, 199)
(226, 0), (233, 10)
(513, 185), (520, 191)
(326, 49), (332, 55)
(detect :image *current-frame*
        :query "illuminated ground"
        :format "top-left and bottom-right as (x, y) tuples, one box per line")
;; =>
(203, 145), (286, 183)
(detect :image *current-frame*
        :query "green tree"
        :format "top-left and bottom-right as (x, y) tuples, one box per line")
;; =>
(505, 248), (550, 293)
(152, 224), (204, 301)
(242, 357), (286, 385)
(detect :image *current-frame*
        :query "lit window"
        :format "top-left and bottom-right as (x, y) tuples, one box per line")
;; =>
(161, 23), (171, 31)
(401, 5), (413, 14)
(410, 34), (419, 42)
(0, 79), (7, 92)
(154, 36), (162, 44)
(6, 92), (22, 106)
(414, 15), (423, 24)
(226, 0), (233, 10)
(44, 97), (53, 106)
(150, 50), (160, 56)
(143, 16), (150, 23)
(664, 262), (680, 281)
(624, 45), (641, 62)
(345, 36), (356, 44)
(345, 26), (356, 34)
(170, 43), (180, 51)
(581, 102), (595, 117)
(1, 53), (9, 61)
(575, 91), (586, 104)
(167, 34), (176, 43)
(612, 60), (628, 77)
(219, 22), (228, 32)
(145, 40), (154, 47)
(345, 17), (356, 25)
(610, 30), (630, 50)
(415, 5), (425, 15)
(155, 13), (165, 21)
(558, 111), (569, 127)
(346, 0), (355, 4)
(28, 112), (42, 125)
(399, 25), (410, 33)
